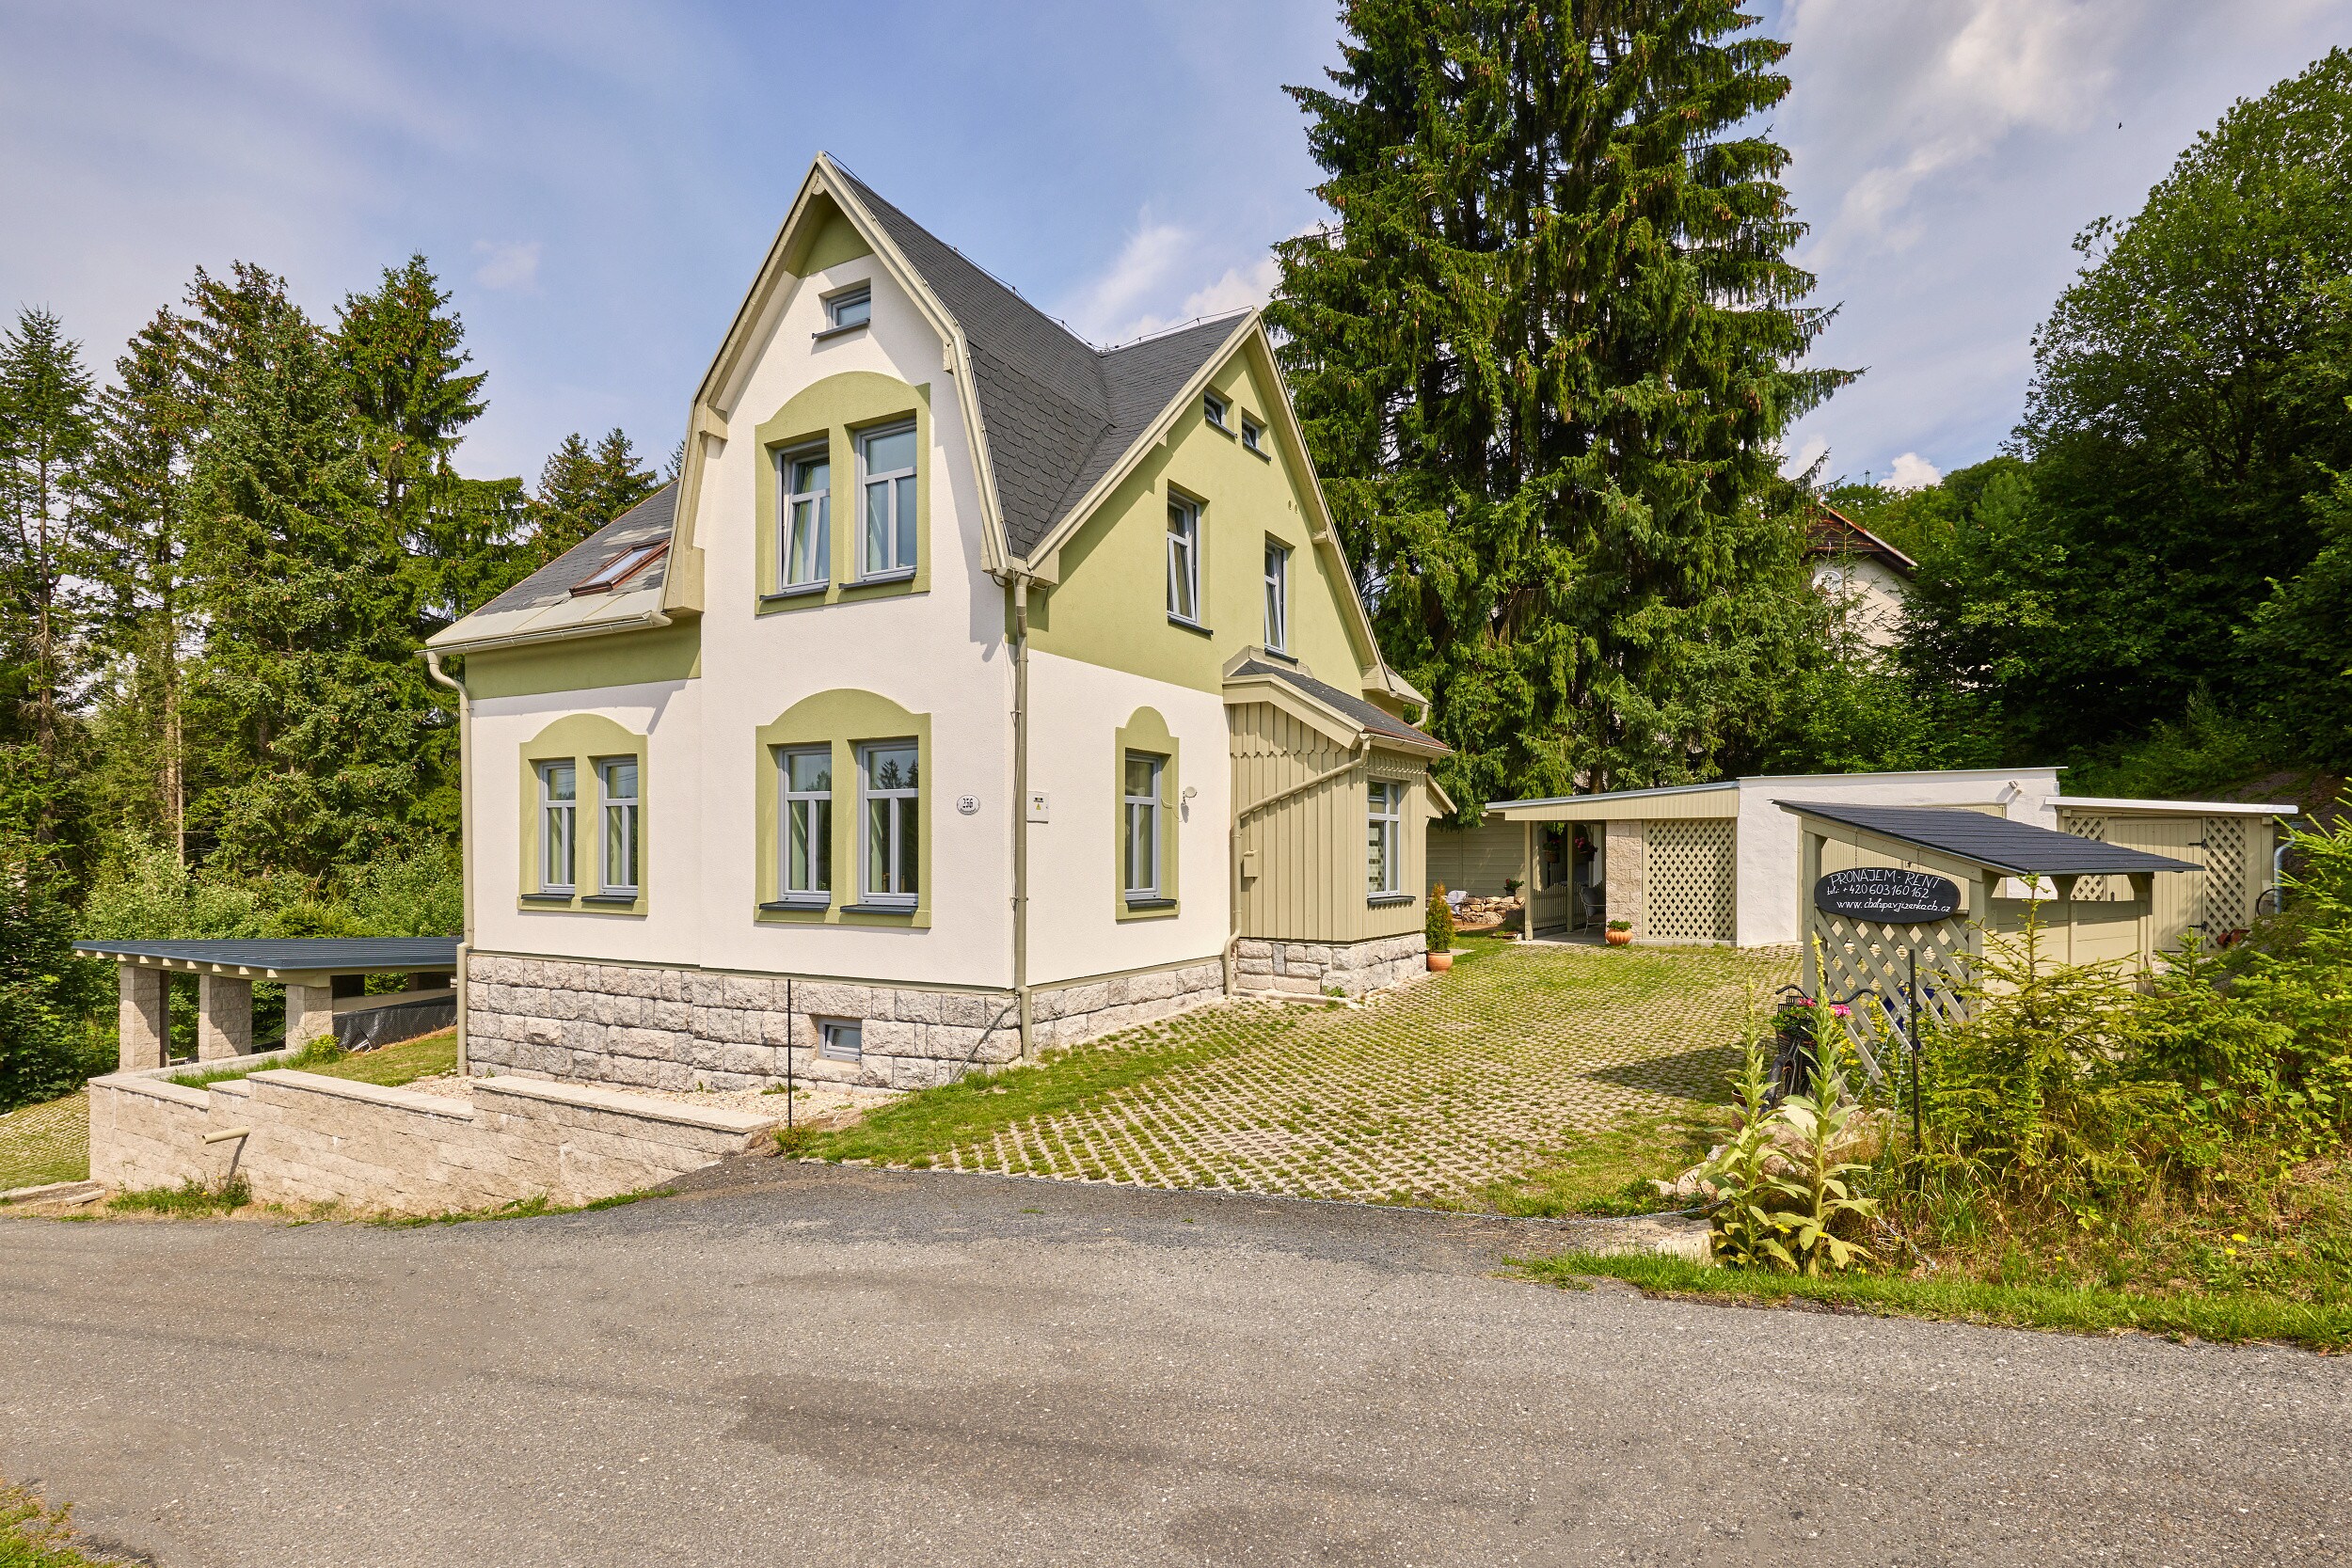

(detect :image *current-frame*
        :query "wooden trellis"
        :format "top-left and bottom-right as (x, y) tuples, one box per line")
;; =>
(1809, 909), (1973, 1049)
(1646, 818), (1737, 942)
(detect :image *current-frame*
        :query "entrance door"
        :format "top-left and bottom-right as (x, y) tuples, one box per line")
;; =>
(1532, 824), (1571, 933)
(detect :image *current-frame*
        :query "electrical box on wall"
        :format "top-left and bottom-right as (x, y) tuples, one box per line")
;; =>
(1026, 790), (1051, 823)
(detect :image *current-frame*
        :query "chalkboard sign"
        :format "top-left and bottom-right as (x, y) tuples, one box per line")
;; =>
(1814, 867), (1963, 922)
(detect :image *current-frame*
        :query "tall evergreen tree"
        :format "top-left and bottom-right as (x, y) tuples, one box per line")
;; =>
(1269, 0), (1848, 803)
(0, 307), (97, 796)
(532, 427), (660, 563)
(82, 309), (202, 859)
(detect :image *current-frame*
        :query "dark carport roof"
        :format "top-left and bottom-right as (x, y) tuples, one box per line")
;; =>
(74, 937), (460, 975)
(1775, 801), (2197, 877)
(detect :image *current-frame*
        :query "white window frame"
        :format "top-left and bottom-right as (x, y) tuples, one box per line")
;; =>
(1167, 496), (1201, 626)
(823, 283), (871, 332)
(1263, 540), (1290, 653)
(1241, 416), (1263, 453)
(776, 446), (830, 592)
(858, 739), (920, 909)
(818, 1018), (864, 1062)
(1368, 780), (1403, 898)
(1203, 390), (1230, 430)
(858, 422), (918, 579)
(596, 756), (639, 896)
(537, 760), (577, 894)
(778, 745), (833, 903)
(1122, 751), (1164, 901)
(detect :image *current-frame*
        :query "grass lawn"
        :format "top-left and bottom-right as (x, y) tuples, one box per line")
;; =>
(169, 1029), (457, 1091)
(1479, 1108), (1717, 1218)
(1518, 1249), (2352, 1351)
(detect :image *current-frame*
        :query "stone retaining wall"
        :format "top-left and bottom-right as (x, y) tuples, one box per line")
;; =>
(85, 1065), (774, 1214)
(465, 954), (1229, 1092)
(1233, 932), (1427, 997)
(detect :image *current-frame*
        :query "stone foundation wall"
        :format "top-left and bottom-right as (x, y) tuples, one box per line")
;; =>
(465, 954), (1231, 1091)
(86, 1065), (772, 1214)
(1233, 932), (1426, 997)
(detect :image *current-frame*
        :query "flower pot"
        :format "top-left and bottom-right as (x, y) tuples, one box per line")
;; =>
(1605, 929), (1632, 946)
(1426, 952), (1454, 972)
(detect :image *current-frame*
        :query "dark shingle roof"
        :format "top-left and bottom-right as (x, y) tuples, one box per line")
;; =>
(74, 937), (460, 974)
(834, 166), (1244, 558)
(473, 483), (677, 617)
(1774, 801), (2196, 876)
(1231, 658), (1446, 752)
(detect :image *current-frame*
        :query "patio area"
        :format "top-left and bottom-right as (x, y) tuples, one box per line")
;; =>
(871, 940), (1796, 1205)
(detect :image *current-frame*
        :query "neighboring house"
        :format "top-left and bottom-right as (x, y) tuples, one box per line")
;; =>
(1807, 505), (1915, 650)
(426, 152), (1449, 1095)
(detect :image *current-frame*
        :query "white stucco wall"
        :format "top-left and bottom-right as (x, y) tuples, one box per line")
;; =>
(1812, 557), (1911, 649)
(1733, 768), (2062, 945)
(1023, 650), (1231, 987)
(470, 678), (704, 965)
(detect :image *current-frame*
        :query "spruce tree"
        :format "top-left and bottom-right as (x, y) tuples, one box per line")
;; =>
(0, 307), (96, 792)
(82, 309), (201, 859)
(1269, 0), (1849, 803)
(532, 427), (660, 563)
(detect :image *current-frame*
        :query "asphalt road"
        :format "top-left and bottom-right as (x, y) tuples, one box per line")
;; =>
(2, 1161), (2345, 1567)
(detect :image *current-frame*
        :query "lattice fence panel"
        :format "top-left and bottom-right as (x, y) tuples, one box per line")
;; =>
(1645, 819), (1736, 941)
(1811, 911), (1973, 1049)
(2201, 816), (2249, 931)
(2057, 810), (2119, 901)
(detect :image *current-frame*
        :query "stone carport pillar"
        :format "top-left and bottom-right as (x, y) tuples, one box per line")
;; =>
(282, 979), (336, 1053)
(198, 973), (254, 1060)
(118, 964), (170, 1070)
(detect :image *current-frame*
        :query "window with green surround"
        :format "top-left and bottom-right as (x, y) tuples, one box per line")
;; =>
(754, 689), (930, 927)
(860, 422), (918, 578)
(860, 739), (920, 907)
(752, 372), (930, 610)
(1113, 708), (1180, 918)
(1123, 752), (1165, 899)
(777, 447), (830, 592)
(518, 713), (648, 914)
(776, 746), (833, 904)
(539, 762), (577, 893)
(597, 756), (639, 895)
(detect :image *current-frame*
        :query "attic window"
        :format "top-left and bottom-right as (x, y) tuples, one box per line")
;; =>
(569, 541), (668, 595)
(1203, 391), (1230, 431)
(821, 283), (872, 334)
(1241, 417), (1264, 452)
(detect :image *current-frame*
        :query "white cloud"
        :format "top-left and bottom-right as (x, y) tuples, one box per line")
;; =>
(472, 239), (542, 292)
(1780, 433), (1831, 481)
(1058, 208), (1279, 343)
(1886, 451), (1943, 490)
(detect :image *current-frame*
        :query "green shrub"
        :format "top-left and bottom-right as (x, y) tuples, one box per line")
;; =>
(1425, 885), (1455, 953)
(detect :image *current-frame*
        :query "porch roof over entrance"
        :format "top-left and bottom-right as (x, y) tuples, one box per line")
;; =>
(73, 937), (459, 982)
(1775, 801), (2195, 878)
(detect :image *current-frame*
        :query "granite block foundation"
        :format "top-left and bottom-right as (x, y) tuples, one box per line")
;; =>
(1232, 932), (1427, 997)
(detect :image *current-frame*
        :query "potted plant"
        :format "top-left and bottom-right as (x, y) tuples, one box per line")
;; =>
(1426, 885), (1456, 971)
(1605, 918), (1632, 946)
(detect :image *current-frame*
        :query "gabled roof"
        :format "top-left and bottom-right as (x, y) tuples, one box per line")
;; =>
(1777, 800), (2195, 877)
(1808, 505), (1917, 576)
(1227, 657), (1448, 755)
(835, 166), (1245, 558)
(428, 486), (677, 653)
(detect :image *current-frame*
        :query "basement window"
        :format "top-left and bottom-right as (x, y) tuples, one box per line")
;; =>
(818, 1019), (864, 1063)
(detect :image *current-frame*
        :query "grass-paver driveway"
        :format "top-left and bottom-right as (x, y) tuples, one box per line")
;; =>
(825, 939), (1794, 1206)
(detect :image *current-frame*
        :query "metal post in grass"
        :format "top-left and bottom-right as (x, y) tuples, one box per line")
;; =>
(785, 976), (795, 1132)
(1907, 945), (1923, 1186)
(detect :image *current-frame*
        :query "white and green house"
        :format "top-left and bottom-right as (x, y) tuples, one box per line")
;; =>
(427, 153), (1449, 1093)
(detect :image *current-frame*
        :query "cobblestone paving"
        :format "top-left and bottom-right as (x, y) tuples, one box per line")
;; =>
(935, 942), (1795, 1204)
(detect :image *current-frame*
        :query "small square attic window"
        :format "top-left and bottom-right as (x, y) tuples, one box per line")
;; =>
(1241, 417), (1264, 452)
(569, 541), (668, 595)
(825, 284), (872, 331)
(1203, 391), (1230, 430)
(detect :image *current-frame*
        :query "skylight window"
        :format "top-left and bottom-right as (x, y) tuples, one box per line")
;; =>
(569, 541), (667, 595)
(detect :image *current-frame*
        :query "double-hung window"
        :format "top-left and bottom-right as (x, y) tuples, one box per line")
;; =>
(1122, 752), (1165, 901)
(859, 740), (920, 907)
(597, 757), (639, 895)
(538, 761), (578, 893)
(860, 424), (918, 578)
(1367, 780), (1403, 898)
(1166, 497), (1201, 625)
(779, 747), (833, 902)
(1263, 541), (1290, 653)
(778, 449), (830, 591)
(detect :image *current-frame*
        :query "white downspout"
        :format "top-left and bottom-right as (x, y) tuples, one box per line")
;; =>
(423, 648), (473, 1077)
(1007, 574), (1035, 1060)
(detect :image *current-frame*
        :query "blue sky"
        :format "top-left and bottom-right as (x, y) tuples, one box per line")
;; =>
(4, 1), (2347, 493)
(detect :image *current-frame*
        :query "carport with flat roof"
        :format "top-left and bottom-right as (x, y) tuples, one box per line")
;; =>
(76, 937), (462, 1068)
